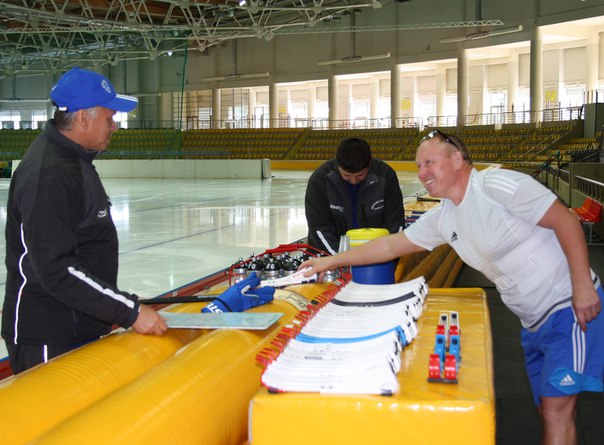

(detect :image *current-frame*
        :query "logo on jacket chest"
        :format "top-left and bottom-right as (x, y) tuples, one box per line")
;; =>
(370, 199), (385, 211)
(330, 204), (344, 213)
(98, 196), (111, 219)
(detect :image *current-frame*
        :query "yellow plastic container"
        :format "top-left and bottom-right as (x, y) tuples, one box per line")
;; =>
(346, 228), (394, 284)
(346, 228), (390, 247)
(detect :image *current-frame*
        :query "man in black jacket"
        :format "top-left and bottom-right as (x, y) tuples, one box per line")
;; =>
(304, 137), (404, 254)
(2, 67), (168, 374)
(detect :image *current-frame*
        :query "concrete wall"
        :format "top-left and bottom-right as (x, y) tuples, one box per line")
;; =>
(12, 159), (271, 179)
(95, 159), (270, 179)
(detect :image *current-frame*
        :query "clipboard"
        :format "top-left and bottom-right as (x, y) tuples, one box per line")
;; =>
(161, 312), (283, 330)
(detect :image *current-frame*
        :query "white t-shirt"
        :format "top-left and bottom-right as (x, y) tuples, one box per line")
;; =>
(405, 168), (572, 330)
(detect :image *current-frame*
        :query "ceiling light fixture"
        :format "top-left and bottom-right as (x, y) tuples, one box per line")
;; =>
(318, 13), (391, 66)
(439, 25), (523, 44)
(204, 72), (270, 81)
(204, 40), (269, 81)
(318, 52), (391, 66)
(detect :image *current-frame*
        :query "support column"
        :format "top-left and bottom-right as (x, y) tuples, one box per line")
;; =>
(370, 78), (379, 125)
(586, 31), (600, 102)
(556, 49), (564, 108)
(389, 5), (400, 129)
(412, 76), (420, 126)
(457, 44), (469, 128)
(530, 26), (543, 122)
(478, 65), (487, 118)
(159, 92), (173, 128)
(390, 64), (400, 128)
(286, 89), (292, 120)
(507, 52), (519, 115)
(249, 88), (257, 128)
(185, 91), (196, 129)
(154, 59), (162, 127)
(268, 38), (277, 128)
(269, 82), (278, 128)
(328, 74), (338, 129)
(436, 67), (446, 119)
(212, 86), (221, 129)
(308, 86), (316, 127)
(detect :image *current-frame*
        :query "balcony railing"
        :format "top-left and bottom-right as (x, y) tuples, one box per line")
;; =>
(575, 175), (604, 203)
(4, 105), (586, 131)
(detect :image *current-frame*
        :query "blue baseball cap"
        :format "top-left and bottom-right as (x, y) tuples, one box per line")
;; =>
(50, 67), (138, 113)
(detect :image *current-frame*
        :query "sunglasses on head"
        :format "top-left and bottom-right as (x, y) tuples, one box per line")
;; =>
(421, 129), (461, 151)
(421, 129), (473, 164)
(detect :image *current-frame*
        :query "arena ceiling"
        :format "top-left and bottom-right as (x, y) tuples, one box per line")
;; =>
(0, 0), (508, 78)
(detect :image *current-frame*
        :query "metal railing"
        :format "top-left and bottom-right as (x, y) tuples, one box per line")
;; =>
(427, 106), (584, 128)
(148, 105), (584, 130)
(2, 105), (586, 131)
(574, 175), (604, 203)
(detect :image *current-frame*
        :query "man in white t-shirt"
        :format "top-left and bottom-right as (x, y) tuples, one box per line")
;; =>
(301, 129), (603, 445)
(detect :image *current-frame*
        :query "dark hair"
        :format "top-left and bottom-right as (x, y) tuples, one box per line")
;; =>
(336, 137), (372, 173)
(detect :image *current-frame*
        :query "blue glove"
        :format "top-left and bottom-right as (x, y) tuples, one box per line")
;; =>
(202, 272), (275, 313)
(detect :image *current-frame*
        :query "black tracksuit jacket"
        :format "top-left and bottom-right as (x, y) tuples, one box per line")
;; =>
(304, 158), (404, 254)
(2, 120), (140, 346)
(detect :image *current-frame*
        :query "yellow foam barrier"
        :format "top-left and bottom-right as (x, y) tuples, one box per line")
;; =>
(270, 160), (421, 172)
(250, 288), (495, 445)
(28, 291), (315, 445)
(9, 283), (333, 445)
(0, 304), (205, 445)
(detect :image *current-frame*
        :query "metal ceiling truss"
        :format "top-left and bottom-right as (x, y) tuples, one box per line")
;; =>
(0, 0), (504, 77)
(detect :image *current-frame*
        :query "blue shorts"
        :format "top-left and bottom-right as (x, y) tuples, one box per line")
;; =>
(520, 285), (604, 406)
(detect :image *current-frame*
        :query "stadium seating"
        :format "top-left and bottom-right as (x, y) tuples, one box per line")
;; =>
(0, 121), (591, 167)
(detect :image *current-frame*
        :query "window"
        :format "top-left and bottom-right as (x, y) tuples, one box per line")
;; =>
(114, 111), (129, 129)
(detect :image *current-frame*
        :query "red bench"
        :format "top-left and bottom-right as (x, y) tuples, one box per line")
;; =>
(571, 196), (602, 244)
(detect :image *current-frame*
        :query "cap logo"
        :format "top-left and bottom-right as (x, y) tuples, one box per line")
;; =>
(101, 79), (112, 94)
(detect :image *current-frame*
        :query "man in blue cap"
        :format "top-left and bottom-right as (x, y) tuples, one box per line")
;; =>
(2, 67), (168, 374)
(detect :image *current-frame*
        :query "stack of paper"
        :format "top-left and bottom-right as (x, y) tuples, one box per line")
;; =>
(261, 277), (428, 395)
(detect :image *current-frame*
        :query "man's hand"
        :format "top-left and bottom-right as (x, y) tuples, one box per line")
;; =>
(202, 272), (275, 313)
(298, 256), (334, 280)
(572, 285), (602, 332)
(132, 304), (168, 335)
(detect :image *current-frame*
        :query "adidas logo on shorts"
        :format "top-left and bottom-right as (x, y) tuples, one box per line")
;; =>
(559, 374), (575, 387)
